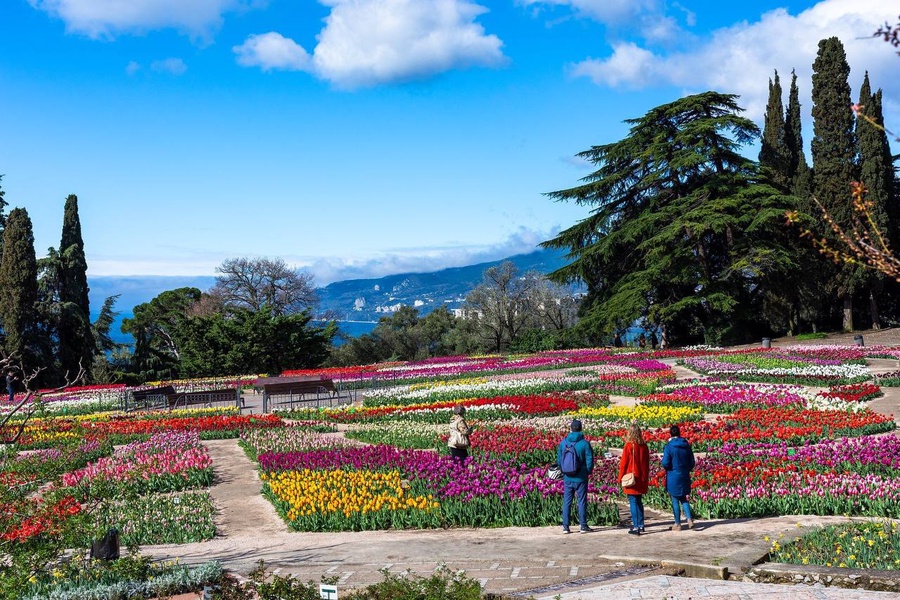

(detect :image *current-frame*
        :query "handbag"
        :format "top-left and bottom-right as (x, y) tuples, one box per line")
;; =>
(621, 444), (637, 488)
(547, 463), (563, 480)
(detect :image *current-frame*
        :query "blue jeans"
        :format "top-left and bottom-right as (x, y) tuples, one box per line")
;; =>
(671, 495), (692, 525)
(627, 494), (644, 530)
(562, 479), (588, 530)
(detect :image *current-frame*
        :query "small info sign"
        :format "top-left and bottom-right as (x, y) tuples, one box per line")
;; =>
(319, 583), (338, 599)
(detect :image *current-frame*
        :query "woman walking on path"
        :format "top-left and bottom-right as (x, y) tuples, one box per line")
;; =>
(662, 424), (695, 531)
(618, 423), (650, 535)
(448, 405), (474, 461)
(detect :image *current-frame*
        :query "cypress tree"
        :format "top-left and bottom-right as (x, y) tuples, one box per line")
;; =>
(0, 208), (39, 371)
(785, 70), (811, 199)
(811, 36), (857, 331)
(856, 78), (895, 242)
(759, 71), (791, 192)
(58, 194), (93, 382)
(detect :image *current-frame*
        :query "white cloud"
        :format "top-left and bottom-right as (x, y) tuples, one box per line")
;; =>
(233, 32), (311, 71)
(233, 0), (505, 88)
(150, 57), (187, 75)
(569, 0), (899, 124)
(125, 60), (141, 75)
(27, 0), (249, 39)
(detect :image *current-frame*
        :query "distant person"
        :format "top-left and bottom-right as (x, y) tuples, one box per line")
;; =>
(557, 419), (594, 534)
(638, 333), (647, 349)
(649, 331), (658, 350)
(448, 405), (474, 462)
(618, 423), (650, 535)
(6, 371), (15, 403)
(613, 333), (623, 348)
(661, 425), (696, 530)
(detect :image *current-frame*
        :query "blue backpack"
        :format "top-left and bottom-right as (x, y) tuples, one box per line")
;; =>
(560, 441), (580, 475)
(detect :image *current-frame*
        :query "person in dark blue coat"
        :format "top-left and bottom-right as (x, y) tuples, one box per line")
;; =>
(557, 419), (594, 534)
(661, 424), (695, 530)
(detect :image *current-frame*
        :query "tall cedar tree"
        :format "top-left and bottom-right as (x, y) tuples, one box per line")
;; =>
(811, 37), (860, 331)
(57, 195), (93, 382)
(0, 208), (40, 373)
(785, 70), (811, 199)
(541, 92), (794, 346)
(759, 71), (791, 192)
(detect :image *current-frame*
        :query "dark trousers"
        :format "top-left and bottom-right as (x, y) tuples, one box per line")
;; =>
(627, 494), (645, 530)
(449, 447), (468, 461)
(562, 479), (588, 530)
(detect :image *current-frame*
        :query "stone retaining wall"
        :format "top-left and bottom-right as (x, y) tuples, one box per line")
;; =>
(744, 563), (900, 592)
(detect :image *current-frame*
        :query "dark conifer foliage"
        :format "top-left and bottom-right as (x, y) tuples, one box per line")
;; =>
(0, 208), (41, 373)
(811, 36), (860, 331)
(541, 92), (795, 346)
(785, 70), (811, 200)
(57, 194), (94, 382)
(759, 71), (792, 192)
(856, 76), (896, 242)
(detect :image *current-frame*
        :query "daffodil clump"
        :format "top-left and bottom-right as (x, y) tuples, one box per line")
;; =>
(768, 521), (900, 570)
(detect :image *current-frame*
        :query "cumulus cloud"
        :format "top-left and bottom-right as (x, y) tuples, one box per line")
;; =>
(150, 57), (187, 75)
(569, 0), (898, 123)
(27, 0), (249, 39)
(520, 0), (655, 24)
(233, 32), (311, 71)
(233, 0), (506, 88)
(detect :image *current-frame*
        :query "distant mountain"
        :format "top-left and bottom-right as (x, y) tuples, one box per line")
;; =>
(86, 248), (573, 342)
(315, 248), (571, 321)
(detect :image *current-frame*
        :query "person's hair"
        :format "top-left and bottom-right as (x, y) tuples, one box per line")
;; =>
(570, 419), (582, 432)
(453, 405), (466, 416)
(669, 424), (681, 438)
(626, 423), (644, 445)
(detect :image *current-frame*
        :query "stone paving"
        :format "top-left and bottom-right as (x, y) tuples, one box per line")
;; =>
(144, 341), (900, 598)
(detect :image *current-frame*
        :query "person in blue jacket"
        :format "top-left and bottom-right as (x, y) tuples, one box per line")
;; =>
(661, 424), (696, 530)
(557, 419), (594, 534)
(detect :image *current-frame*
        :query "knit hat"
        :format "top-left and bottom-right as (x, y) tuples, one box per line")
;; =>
(570, 419), (583, 432)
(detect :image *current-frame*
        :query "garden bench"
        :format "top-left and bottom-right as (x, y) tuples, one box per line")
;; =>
(256, 376), (338, 412)
(167, 388), (242, 410)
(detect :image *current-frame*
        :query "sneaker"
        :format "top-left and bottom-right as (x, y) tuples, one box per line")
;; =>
(686, 519), (694, 529)
(562, 528), (571, 534)
(670, 524), (682, 531)
(639, 527), (646, 533)
(627, 529), (640, 536)
(579, 527), (594, 534)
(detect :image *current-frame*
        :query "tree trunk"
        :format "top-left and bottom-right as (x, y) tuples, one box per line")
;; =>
(870, 289), (881, 330)
(842, 296), (853, 332)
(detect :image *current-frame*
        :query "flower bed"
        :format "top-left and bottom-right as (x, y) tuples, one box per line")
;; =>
(768, 521), (900, 569)
(680, 351), (870, 385)
(257, 445), (619, 530)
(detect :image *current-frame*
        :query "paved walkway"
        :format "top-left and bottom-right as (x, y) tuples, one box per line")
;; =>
(144, 353), (900, 599)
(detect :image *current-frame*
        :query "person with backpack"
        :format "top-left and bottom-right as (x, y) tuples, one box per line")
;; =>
(557, 419), (594, 534)
(661, 424), (696, 530)
(618, 423), (650, 535)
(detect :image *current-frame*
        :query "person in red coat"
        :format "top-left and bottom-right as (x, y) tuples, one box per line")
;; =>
(618, 423), (650, 535)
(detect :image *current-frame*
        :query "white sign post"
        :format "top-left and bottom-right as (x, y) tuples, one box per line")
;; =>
(319, 583), (339, 599)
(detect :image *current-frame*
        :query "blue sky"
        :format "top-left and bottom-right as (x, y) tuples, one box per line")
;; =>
(1, 0), (897, 285)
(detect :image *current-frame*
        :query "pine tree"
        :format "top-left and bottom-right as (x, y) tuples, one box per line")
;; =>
(811, 36), (858, 331)
(785, 70), (811, 199)
(759, 71), (791, 192)
(0, 208), (39, 371)
(57, 194), (93, 382)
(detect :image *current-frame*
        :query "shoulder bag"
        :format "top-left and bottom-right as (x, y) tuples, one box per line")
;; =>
(621, 444), (637, 487)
